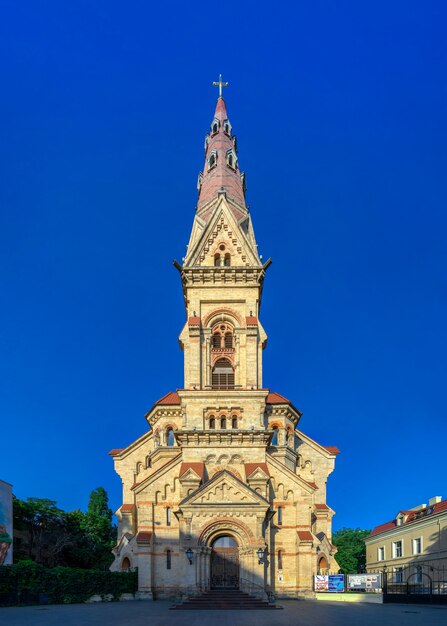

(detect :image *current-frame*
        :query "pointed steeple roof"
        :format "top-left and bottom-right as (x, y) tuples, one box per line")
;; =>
(197, 96), (247, 220)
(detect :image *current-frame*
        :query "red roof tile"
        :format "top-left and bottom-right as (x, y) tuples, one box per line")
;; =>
(315, 503), (330, 511)
(108, 448), (123, 456)
(246, 316), (258, 326)
(120, 504), (134, 512)
(303, 480), (319, 490)
(297, 531), (314, 542)
(135, 531), (152, 544)
(245, 462), (270, 478)
(131, 481), (141, 490)
(155, 391), (181, 405)
(179, 462), (205, 479)
(266, 391), (290, 404)
(188, 316), (201, 326)
(370, 499), (447, 537)
(324, 446), (340, 455)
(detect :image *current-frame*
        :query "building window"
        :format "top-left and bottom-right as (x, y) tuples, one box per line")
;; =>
(121, 557), (131, 571)
(277, 506), (283, 525)
(224, 253), (231, 266)
(208, 151), (217, 169)
(212, 358), (235, 389)
(278, 550), (283, 570)
(393, 567), (403, 583)
(378, 547), (385, 561)
(220, 417), (227, 429)
(166, 507), (171, 526)
(232, 417), (238, 429)
(271, 427), (278, 445)
(166, 429), (175, 447)
(412, 537), (422, 555)
(167, 550), (172, 570)
(211, 120), (219, 134)
(392, 540), (403, 558)
(209, 417), (215, 429)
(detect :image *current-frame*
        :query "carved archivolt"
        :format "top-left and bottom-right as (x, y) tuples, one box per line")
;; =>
(203, 307), (244, 328)
(198, 516), (256, 547)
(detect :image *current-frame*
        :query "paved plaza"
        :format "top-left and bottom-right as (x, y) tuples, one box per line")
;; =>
(0, 600), (446, 626)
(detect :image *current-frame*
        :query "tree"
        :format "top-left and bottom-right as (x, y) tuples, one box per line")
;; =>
(12, 488), (117, 570)
(13, 497), (74, 566)
(80, 488), (117, 569)
(332, 527), (371, 574)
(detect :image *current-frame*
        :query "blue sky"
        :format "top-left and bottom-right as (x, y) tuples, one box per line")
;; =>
(0, 1), (446, 531)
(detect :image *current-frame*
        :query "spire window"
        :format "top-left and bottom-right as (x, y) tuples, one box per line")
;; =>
(226, 149), (237, 170)
(211, 118), (220, 135)
(208, 150), (218, 170)
(197, 172), (203, 193)
(212, 358), (235, 390)
(223, 119), (232, 136)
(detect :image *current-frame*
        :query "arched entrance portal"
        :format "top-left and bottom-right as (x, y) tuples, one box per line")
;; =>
(210, 535), (239, 589)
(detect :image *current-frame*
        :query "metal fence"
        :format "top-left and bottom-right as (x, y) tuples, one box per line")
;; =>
(314, 564), (447, 604)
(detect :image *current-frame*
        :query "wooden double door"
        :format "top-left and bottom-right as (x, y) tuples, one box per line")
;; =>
(210, 546), (239, 589)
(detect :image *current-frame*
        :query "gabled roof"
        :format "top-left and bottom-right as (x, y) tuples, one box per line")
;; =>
(324, 446), (341, 455)
(245, 462), (270, 478)
(188, 316), (201, 326)
(266, 391), (290, 404)
(179, 462), (205, 479)
(246, 316), (258, 326)
(155, 391), (181, 405)
(297, 531), (314, 542)
(314, 503), (330, 511)
(120, 504), (134, 512)
(135, 531), (152, 544)
(179, 469), (270, 507)
(369, 499), (447, 537)
(108, 448), (124, 456)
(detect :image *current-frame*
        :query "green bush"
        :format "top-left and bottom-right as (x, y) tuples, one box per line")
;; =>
(0, 562), (138, 605)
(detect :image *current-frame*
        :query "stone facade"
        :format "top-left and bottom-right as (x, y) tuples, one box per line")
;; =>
(109, 93), (339, 599)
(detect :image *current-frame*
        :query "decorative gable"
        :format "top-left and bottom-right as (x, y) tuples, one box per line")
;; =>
(179, 470), (269, 508)
(185, 197), (260, 268)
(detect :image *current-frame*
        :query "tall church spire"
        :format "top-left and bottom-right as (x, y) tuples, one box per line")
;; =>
(196, 95), (247, 221)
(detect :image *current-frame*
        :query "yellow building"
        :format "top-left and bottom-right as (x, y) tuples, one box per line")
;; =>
(109, 84), (339, 600)
(365, 496), (447, 584)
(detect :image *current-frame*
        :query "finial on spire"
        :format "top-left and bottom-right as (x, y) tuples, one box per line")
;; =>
(213, 73), (228, 98)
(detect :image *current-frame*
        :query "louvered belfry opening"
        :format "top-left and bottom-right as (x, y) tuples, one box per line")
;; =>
(212, 358), (235, 390)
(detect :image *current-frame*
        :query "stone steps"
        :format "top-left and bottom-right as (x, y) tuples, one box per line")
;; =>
(172, 589), (280, 610)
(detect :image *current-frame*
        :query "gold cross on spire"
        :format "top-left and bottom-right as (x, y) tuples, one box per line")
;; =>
(213, 73), (228, 98)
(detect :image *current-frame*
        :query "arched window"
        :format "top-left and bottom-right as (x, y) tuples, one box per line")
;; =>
(212, 358), (235, 389)
(228, 154), (233, 167)
(166, 429), (175, 447)
(232, 417), (238, 429)
(167, 550), (172, 570)
(212, 332), (222, 348)
(220, 417), (227, 429)
(271, 427), (278, 446)
(277, 506), (283, 525)
(212, 122), (218, 134)
(214, 253), (221, 267)
(209, 417), (215, 429)
(122, 557), (131, 571)
(224, 331), (233, 347)
(278, 551), (283, 570)
(224, 121), (231, 135)
(166, 507), (171, 526)
(224, 253), (231, 267)
(209, 151), (217, 169)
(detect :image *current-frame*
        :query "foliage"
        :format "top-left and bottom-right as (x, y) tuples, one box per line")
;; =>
(332, 527), (371, 574)
(0, 561), (137, 606)
(13, 488), (117, 569)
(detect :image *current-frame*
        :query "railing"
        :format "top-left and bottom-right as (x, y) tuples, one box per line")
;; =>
(239, 577), (276, 604)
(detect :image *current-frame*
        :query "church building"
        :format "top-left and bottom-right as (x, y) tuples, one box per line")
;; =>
(109, 79), (339, 599)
